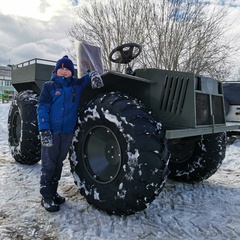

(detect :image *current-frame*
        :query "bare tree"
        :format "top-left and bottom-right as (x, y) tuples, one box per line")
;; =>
(67, 0), (236, 80)
(68, 0), (148, 72)
(227, 67), (240, 81)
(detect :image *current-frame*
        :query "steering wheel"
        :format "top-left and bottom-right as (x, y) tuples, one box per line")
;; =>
(109, 43), (142, 64)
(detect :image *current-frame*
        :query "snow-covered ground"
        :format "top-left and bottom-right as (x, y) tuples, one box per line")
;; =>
(0, 102), (240, 240)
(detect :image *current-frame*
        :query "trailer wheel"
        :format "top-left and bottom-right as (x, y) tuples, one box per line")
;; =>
(167, 132), (226, 183)
(8, 90), (41, 164)
(69, 92), (169, 216)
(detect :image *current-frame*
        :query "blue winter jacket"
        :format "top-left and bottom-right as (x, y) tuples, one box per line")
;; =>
(37, 71), (91, 134)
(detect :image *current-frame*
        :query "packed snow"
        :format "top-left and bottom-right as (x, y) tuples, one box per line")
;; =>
(0, 102), (240, 240)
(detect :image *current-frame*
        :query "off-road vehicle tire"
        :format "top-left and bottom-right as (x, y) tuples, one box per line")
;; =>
(167, 132), (226, 183)
(69, 92), (169, 216)
(8, 90), (41, 164)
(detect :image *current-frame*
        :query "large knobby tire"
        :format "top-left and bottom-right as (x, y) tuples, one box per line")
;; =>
(167, 132), (226, 183)
(69, 92), (169, 216)
(8, 90), (41, 164)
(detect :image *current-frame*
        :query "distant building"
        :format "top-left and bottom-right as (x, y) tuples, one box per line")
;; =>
(0, 65), (16, 102)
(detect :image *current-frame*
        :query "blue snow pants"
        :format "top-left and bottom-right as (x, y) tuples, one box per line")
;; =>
(40, 132), (73, 199)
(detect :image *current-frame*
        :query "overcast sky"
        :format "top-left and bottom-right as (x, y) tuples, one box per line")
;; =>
(0, 0), (240, 68)
(0, 0), (79, 66)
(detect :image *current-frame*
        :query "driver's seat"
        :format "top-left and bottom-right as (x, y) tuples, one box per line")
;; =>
(75, 40), (104, 77)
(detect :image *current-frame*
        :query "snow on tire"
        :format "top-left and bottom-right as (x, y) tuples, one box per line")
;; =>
(69, 92), (169, 216)
(168, 132), (227, 183)
(8, 90), (41, 164)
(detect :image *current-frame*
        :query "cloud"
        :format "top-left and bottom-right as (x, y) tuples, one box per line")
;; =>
(0, 0), (78, 66)
(7, 39), (70, 64)
(0, 11), (74, 66)
(39, 0), (51, 14)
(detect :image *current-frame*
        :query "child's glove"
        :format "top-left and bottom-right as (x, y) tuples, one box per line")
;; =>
(89, 70), (104, 89)
(40, 130), (53, 147)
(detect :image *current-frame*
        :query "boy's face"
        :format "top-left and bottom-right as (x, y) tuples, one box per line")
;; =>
(56, 68), (72, 78)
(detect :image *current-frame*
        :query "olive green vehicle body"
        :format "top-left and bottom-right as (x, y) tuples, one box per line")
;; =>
(11, 58), (237, 140)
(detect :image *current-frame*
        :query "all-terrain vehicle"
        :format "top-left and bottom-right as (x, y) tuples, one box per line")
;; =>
(8, 42), (238, 216)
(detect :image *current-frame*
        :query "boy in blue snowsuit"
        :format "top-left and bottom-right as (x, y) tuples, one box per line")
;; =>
(37, 55), (103, 212)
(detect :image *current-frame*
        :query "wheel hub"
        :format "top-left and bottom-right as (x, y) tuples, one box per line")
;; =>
(11, 111), (21, 146)
(83, 126), (122, 184)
